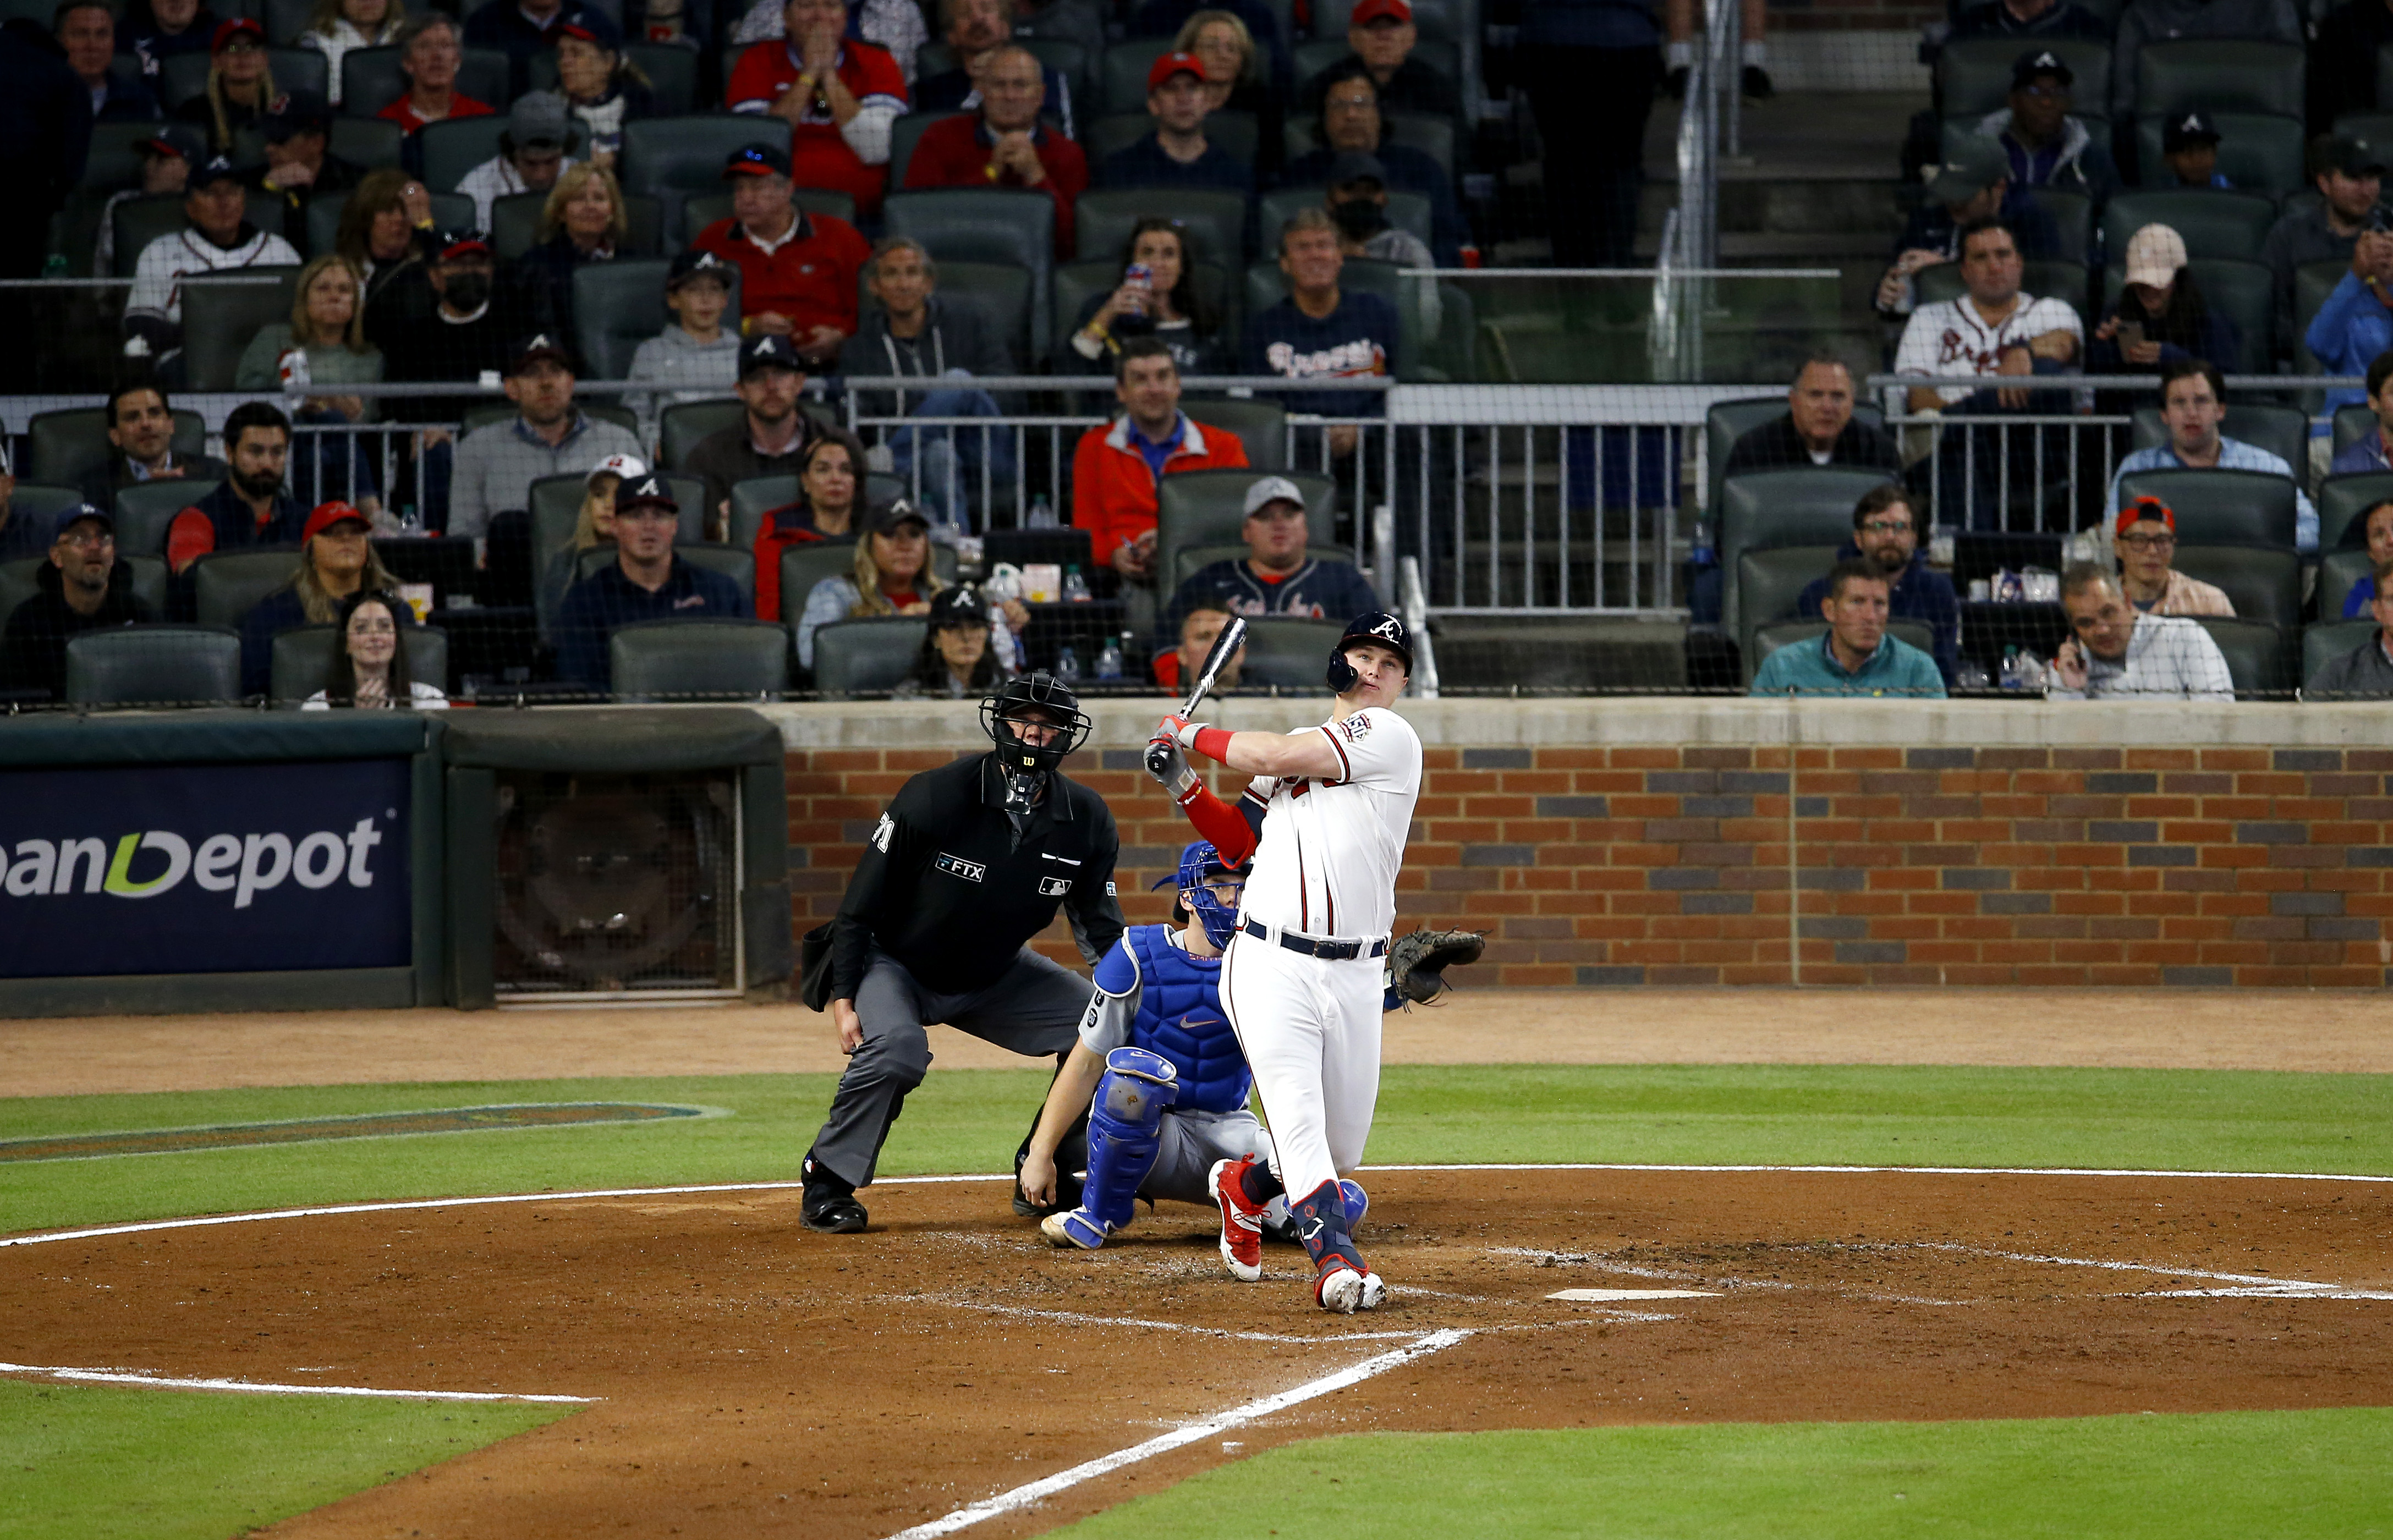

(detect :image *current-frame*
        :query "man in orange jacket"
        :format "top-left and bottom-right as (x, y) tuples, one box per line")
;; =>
(1070, 337), (1248, 586)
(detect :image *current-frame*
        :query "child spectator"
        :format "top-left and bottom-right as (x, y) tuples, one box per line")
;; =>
(627, 251), (743, 444)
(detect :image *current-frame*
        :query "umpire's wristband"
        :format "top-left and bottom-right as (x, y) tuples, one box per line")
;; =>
(1188, 725), (1234, 763)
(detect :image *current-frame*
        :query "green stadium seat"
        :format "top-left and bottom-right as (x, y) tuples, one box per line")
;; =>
(1938, 36), (2110, 118)
(2304, 619), (2382, 689)
(811, 615), (929, 694)
(180, 268), (303, 392)
(574, 258), (680, 381)
(305, 191), (471, 265)
(2099, 190), (2276, 267)
(1181, 399), (1287, 472)
(268, 622), (449, 703)
(1717, 466), (1898, 641)
(1430, 613), (1690, 692)
(608, 616), (787, 701)
(1, 552), (167, 630)
(2332, 403), (2379, 459)
(192, 549), (302, 631)
(619, 115), (794, 202)
(1101, 37), (1176, 115)
(1735, 544), (1842, 661)
(328, 117), (403, 173)
(2114, 468), (2298, 548)
(2319, 547), (2379, 621)
(2137, 40), (2303, 119)
(2127, 403), (2308, 481)
(2187, 615), (2292, 697)
(111, 480), (220, 563)
(2171, 544), (2302, 628)
(1230, 616), (1345, 691)
(1076, 188), (1248, 273)
(2317, 472), (2393, 551)
(64, 624), (241, 705)
(26, 406), (206, 492)
(112, 191), (288, 278)
(2135, 112), (2304, 195)
(1155, 468), (1337, 600)
(883, 189), (1055, 344)
(1703, 396), (1889, 518)
(886, 111), (965, 188)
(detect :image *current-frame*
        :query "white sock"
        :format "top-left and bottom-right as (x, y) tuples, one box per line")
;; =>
(1666, 39), (1693, 70)
(1742, 39), (1767, 67)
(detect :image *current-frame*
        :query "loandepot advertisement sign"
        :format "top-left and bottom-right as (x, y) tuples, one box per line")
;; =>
(0, 758), (412, 977)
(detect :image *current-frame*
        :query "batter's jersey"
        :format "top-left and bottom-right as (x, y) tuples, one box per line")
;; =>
(1237, 706), (1421, 940)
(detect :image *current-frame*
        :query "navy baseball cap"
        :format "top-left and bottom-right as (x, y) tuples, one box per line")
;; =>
(613, 474), (679, 515)
(261, 89), (333, 142)
(556, 6), (623, 50)
(738, 332), (804, 376)
(2162, 109), (2220, 152)
(2010, 48), (2071, 89)
(723, 142), (792, 179)
(52, 502), (112, 538)
(140, 123), (205, 163)
(668, 249), (734, 290)
(1326, 150), (1388, 186)
(508, 332), (578, 375)
(927, 584), (985, 628)
(435, 227), (493, 261)
(867, 499), (930, 536)
(193, 153), (244, 189)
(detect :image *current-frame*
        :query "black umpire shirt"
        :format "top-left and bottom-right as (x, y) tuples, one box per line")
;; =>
(829, 753), (1126, 1001)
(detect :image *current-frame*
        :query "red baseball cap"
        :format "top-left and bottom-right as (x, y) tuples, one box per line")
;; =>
(2116, 495), (2175, 540)
(1351, 0), (1413, 25)
(303, 501), (371, 543)
(211, 16), (266, 51)
(1147, 51), (1209, 91)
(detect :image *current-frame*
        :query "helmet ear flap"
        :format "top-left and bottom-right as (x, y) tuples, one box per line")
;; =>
(1326, 647), (1359, 694)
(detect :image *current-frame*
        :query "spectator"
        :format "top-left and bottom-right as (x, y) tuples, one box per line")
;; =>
(335, 167), (435, 306)
(1322, 151), (1434, 274)
(1663, 0), (1770, 97)
(1792, 485), (1960, 683)
(0, 504), (151, 701)
(729, 0), (929, 85)
(1064, 215), (1231, 377)
(370, 228), (544, 428)
(626, 250), (742, 444)
(2304, 213), (2393, 459)
(0, 443), (40, 562)
(913, 0), (1075, 139)
(753, 427), (865, 622)
(92, 124), (196, 277)
(2049, 560), (2235, 699)
(552, 8), (650, 170)
(726, 0), (906, 219)
(536, 450), (641, 629)
(553, 473), (749, 691)
(1178, 7), (1277, 182)
(691, 142), (871, 370)
(295, 0), (405, 108)
(58, 1), (160, 122)
(1949, 0), (2107, 41)
(836, 235), (1015, 529)
(1972, 49), (2115, 200)
(1129, 0), (1288, 94)
(303, 588), (448, 708)
(233, 253), (386, 512)
(2158, 111), (2231, 189)
(1748, 558), (1946, 697)
(509, 161), (627, 345)
(164, 399), (299, 572)
(1304, 0), (1457, 123)
(251, 90), (366, 228)
(1153, 598), (1241, 693)
(1242, 206), (1399, 442)
(1070, 336), (1248, 585)
(1100, 51), (1249, 194)
(2105, 360), (2316, 549)
(455, 91), (577, 232)
(375, 14), (492, 138)
(1516, 0), (1660, 268)
(1152, 475), (1377, 673)
(794, 500), (946, 668)
(1876, 140), (2060, 317)
(2310, 0), (2393, 137)
(683, 332), (825, 529)
(2332, 357), (2393, 474)
(234, 498), (398, 695)
(117, 0), (216, 81)
(171, 18), (273, 153)
(896, 582), (1003, 697)
(78, 382), (226, 515)
(2087, 224), (2240, 377)
(1278, 67), (1467, 267)
(123, 151), (304, 361)
(2309, 559), (2393, 695)
(448, 334), (643, 543)
(1725, 355), (1902, 477)
(462, 0), (567, 100)
(902, 43), (1088, 255)
(2106, 493), (2233, 617)
(2107, 0), (2301, 127)
(2332, 498), (2393, 617)
(2262, 136), (2382, 359)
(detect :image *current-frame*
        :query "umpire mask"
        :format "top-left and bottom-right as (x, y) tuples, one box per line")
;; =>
(980, 670), (1093, 810)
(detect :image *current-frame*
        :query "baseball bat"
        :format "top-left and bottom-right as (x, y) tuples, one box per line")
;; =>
(1177, 614), (1247, 719)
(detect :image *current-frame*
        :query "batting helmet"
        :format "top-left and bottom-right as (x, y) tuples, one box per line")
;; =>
(1326, 611), (1414, 694)
(979, 670), (1092, 775)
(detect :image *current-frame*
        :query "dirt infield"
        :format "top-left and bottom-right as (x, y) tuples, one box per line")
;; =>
(8, 987), (2393, 1099)
(4, 1167), (2388, 1539)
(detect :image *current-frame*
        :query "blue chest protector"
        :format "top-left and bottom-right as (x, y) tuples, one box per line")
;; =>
(1121, 926), (1250, 1114)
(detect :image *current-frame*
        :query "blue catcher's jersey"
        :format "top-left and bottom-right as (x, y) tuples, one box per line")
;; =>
(1086, 924), (1252, 1114)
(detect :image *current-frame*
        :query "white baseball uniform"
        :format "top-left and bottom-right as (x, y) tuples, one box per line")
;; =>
(1218, 704), (1422, 1207)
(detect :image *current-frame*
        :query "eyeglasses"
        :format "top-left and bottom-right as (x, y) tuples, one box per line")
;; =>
(58, 530), (114, 548)
(349, 618), (397, 636)
(1859, 520), (1914, 535)
(2117, 532), (2176, 550)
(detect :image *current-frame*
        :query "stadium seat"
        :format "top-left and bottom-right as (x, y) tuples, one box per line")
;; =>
(2187, 615), (2292, 696)
(777, 542), (959, 626)
(112, 480), (221, 562)
(1086, 109), (1258, 170)
(1231, 616), (1344, 691)
(1155, 468), (1336, 597)
(1434, 613), (1691, 692)
(180, 268), (304, 392)
(525, 42), (700, 114)
(854, 260), (1033, 376)
(79, 120), (169, 194)
(1734, 545), (1842, 659)
(491, 189), (661, 262)
(1049, 258), (1236, 369)
(1702, 397), (1887, 517)
(619, 115), (795, 204)
(1169, 540), (1254, 585)
(883, 189), (1055, 344)
(660, 399), (749, 470)
(305, 191), (471, 265)
(886, 110), (965, 188)
(2137, 40), (2303, 119)
(27, 406), (207, 488)
(2, 484), (92, 535)
(2099, 190), (2276, 267)
(160, 48), (328, 111)
(1937, 36), (2110, 119)
(420, 115), (583, 194)
(2022, 187), (2093, 266)
(268, 622), (449, 704)
(2134, 113), (2304, 195)
(64, 624), (241, 705)
(2332, 404), (2380, 461)
(1075, 189), (1248, 274)
(1282, 110), (1456, 179)
(112, 191), (288, 278)
(192, 549), (302, 630)
(2335, 109), (2393, 146)
(1179, 398), (1286, 471)
(0, 552), (166, 628)
(2305, 619), (2381, 689)
(1747, 619), (1938, 686)
(1916, 258), (2086, 318)
(2319, 547), (2378, 621)
(531, 470), (707, 580)
(2100, 260), (2272, 375)
(2114, 469), (2298, 548)
(608, 616), (787, 700)
(2319, 472), (2393, 551)
(1101, 36), (1177, 114)
(728, 475), (801, 552)
(2126, 403), (2308, 480)
(572, 541), (755, 604)
(1717, 466), (1897, 639)
(811, 615), (929, 694)
(340, 45), (509, 119)
(1256, 185), (1430, 255)
(328, 117), (403, 173)
(575, 257), (681, 380)
(2171, 545), (2302, 629)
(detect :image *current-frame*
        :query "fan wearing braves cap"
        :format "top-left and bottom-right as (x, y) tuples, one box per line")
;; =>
(681, 332), (829, 527)
(2159, 111), (2230, 190)
(1147, 612), (1421, 1311)
(0, 504), (153, 702)
(798, 670), (1126, 1234)
(1972, 50), (2115, 200)
(625, 252), (743, 443)
(447, 333), (643, 543)
(169, 19), (274, 153)
(123, 147), (302, 358)
(1099, 50), (1252, 194)
(690, 141), (871, 369)
(552, 474), (750, 691)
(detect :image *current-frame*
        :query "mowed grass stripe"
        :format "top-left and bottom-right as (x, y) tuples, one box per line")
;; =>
(1050, 1409), (2393, 1539)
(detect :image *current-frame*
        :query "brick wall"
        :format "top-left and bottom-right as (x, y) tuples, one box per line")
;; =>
(785, 743), (2393, 989)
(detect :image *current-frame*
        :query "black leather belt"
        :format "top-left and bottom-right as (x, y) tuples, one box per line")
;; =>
(1242, 919), (1388, 960)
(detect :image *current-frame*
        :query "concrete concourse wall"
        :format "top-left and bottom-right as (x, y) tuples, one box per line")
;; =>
(759, 698), (2393, 989)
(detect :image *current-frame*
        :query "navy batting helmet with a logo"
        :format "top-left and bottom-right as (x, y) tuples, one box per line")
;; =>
(1326, 611), (1413, 693)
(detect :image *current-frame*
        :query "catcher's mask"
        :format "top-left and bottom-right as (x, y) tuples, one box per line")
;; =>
(1151, 839), (1248, 949)
(1326, 610), (1414, 694)
(981, 670), (1092, 811)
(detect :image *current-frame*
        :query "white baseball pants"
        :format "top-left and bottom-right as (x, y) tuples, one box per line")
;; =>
(1218, 930), (1384, 1205)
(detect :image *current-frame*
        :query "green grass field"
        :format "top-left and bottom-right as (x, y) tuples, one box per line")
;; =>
(4, 1062), (2390, 1538)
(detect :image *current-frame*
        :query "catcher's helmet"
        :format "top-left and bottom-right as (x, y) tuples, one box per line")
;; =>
(1150, 839), (1249, 948)
(1326, 611), (1414, 694)
(979, 670), (1092, 775)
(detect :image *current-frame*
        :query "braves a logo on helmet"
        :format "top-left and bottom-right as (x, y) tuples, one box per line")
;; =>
(1366, 617), (1404, 646)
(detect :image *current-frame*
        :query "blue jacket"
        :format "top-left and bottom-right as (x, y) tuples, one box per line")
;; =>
(1099, 133), (1253, 194)
(2304, 270), (2391, 434)
(1749, 629), (1947, 697)
(553, 556), (750, 692)
(1794, 544), (1961, 685)
(1241, 289), (1401, 417)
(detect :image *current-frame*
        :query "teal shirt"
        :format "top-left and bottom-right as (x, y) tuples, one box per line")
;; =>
(1749, 630), (1947, 697)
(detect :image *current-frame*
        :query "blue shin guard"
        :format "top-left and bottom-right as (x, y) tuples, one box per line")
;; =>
(1052, 1047), (1178, 1248)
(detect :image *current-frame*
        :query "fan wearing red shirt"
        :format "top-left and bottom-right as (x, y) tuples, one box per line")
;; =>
(902, 44), (1087, 257)
(691, 142), (872, 369)
(726, 0), (907, 217)
(1071, 337), (1247, 586)
(376, 14), (493, 135)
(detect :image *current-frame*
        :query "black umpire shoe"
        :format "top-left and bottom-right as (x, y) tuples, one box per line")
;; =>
(802, 1152), (869, 1234)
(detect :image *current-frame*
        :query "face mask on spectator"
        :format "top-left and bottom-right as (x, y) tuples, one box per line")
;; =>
(1330, 198), (1387, 241)
(442, 272), (492, 312)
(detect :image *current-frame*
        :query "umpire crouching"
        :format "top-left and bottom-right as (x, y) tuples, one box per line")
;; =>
(802, 670), (1125, 1233)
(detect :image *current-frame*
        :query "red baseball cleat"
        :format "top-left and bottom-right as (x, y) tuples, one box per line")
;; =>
(1208, 1156), (1267, 1282)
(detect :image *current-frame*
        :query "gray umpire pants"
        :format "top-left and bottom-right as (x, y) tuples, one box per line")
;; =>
(811, 943), (1095, 1189)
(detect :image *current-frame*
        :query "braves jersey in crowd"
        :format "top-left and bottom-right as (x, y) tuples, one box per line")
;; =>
(1892, 292), (2083, 405)
(1237, 704), (1422, 939)
(127, 224), (304, 326)
(1082, 925), (1251, 1113)
(1156, 556), (1381, 661)
(1241, 290), (1399, 419)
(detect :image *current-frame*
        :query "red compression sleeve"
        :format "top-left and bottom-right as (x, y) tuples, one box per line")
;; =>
(1175, 780), (1256, 865)
(1190, 725), (1234, 763)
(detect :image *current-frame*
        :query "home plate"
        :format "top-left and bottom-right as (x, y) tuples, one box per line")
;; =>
(1546, 1288), (1722, 1302)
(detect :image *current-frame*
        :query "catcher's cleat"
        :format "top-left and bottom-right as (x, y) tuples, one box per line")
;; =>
(1040, 1209), (1108, 1249)
(1209, 1156), (1267, 1282)
(1314, 1259), (1388, 1313)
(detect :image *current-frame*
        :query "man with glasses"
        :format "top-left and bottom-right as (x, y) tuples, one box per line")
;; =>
(551, 474), (749, 693)
(2103, 495), (2232, 617)
(1974, 50), (2115, 200)
(2105, 359), (2317, 552)
(1, 504), (152, 701)
(1793, 485), (1959, 684)
(2049, 560), (2233, 700)
(1279, 68), (1466, 267)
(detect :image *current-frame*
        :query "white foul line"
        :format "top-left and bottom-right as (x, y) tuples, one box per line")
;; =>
(0, 1360), (592, 1404)
(917, 1298), (1417, 1344)
(879, 1329), (1472, 1540)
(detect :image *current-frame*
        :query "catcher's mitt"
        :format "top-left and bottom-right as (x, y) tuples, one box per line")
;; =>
(1385, 928), (1485, 1006)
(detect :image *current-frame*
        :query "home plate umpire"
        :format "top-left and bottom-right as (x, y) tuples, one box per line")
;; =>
(799, 670), (1126, 1234)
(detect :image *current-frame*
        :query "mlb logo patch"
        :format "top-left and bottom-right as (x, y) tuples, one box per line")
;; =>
(1037, 876), (1072, 897)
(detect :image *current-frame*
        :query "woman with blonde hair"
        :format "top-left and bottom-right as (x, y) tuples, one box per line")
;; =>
(172, 18), (276, 154)
(539, 453), (645, 629)
(237, 501), (400, 696)
(297, 0), (407, 106)
(512, 161), (627, 344)
(236, 255), (387, 510)
(1173, 8), (1278, 179)
(795, 503), (943, 670)
(336, 168), (437, 304)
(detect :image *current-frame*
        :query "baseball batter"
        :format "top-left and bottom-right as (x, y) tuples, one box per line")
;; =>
(1148, 612), (1422, 1312)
